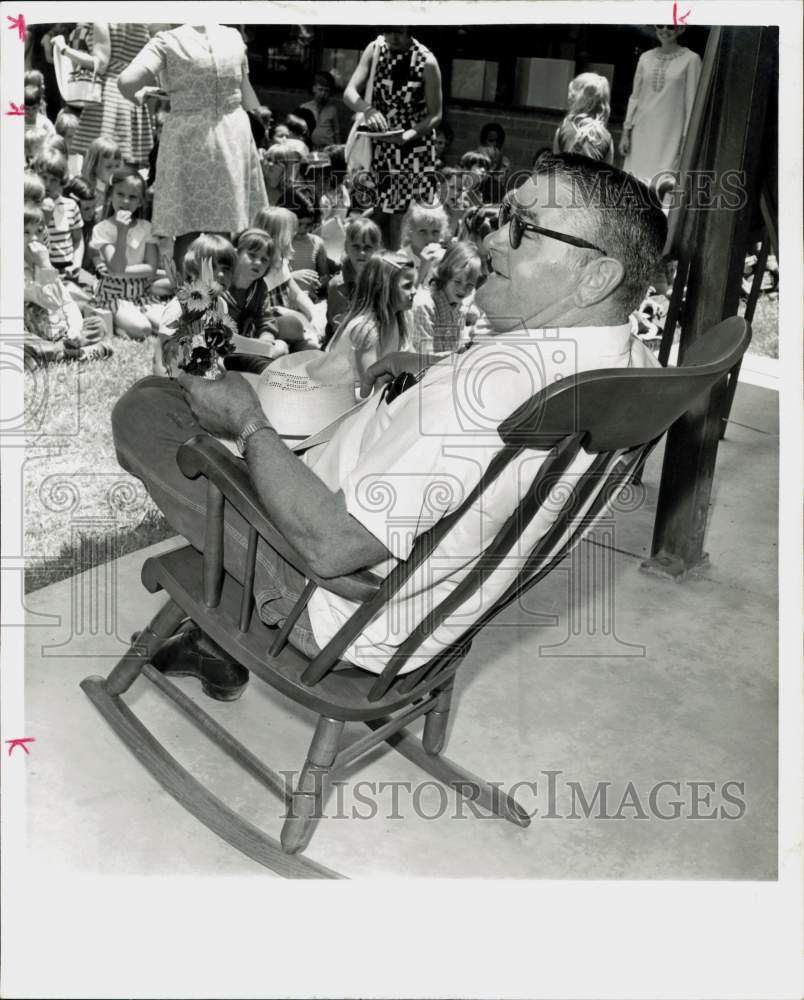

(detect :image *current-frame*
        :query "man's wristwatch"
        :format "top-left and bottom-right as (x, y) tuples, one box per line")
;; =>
(235, 416), (272, 456)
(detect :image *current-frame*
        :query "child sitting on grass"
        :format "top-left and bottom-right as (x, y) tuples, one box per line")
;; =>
(90, 166), (162, 340)
(261, 141), (304, 207)
(412, 241), (484, 354)
(327, 251), (416, 384)
(325, 216), (382, 347)
(154, 234), (236, 377)
(399, 200), (452, 289)
(23, 83), (55, 136)
(222, 227), (307, 361)
(54, 109), (82, 176)
(253, 206), (321, 349)
(280, 188), (329, 300)
(63, 175), (99, 275)
(24, 203), (109, 367)
(24, 126), (51, 168)
(81, 136), (123, 222)
(32, 147), (83, 275)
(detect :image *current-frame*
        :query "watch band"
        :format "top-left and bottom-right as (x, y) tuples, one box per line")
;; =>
(236, 416), (272, 456)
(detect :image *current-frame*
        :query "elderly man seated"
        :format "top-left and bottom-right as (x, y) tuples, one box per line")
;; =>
(112, 153), (667, 700)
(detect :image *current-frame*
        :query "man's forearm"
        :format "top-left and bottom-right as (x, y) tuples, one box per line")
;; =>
(244, 425), (387, 578)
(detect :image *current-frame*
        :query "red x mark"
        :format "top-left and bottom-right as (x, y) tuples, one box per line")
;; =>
(6, 13), (26, 42)
(6, 737), (35, 756)
(5, 102), (25, 116)
(673, 1), (691, 24)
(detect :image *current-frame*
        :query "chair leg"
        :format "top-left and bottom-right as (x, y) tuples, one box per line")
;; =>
(281, 716), (344, 855)
(104, 598), (187, 695)
(422, 679), (454, 756)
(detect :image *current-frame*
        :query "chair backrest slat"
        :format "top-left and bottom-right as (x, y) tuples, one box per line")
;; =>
(203, 482), (224, 608)
(239, 525), (258, 632)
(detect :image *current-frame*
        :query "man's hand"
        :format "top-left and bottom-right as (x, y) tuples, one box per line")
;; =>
(618, 131), (630, 158)
(177, 371), (264, 438)
(358, 351), (430, 398)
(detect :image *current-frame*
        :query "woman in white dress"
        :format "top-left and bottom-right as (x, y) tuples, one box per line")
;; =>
(619, 26), (702, 186)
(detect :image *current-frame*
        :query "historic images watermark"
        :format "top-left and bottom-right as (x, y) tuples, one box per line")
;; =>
(279, 771), (748, 822)
(327, 166), (750, 213)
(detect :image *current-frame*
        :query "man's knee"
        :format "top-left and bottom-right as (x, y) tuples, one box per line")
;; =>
(111, 376), (188, 467)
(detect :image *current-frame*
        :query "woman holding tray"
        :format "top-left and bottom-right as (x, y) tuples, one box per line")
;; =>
(344, 27), (443, 250)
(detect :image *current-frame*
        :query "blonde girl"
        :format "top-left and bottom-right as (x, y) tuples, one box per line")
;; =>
(553, 72), (611, 154)
(81, 136), (123, 221)
(328, 251), (416, 383)
(253, 206), (319, 347)
(399, 200), (450, 287)
(556, 114), (614, 163)
(412, 241), (483, 354)
(90, 166), (161, 339)
(325, 216), (382, 345)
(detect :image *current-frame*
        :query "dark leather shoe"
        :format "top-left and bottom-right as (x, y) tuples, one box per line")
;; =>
(150, 623), (249, 702)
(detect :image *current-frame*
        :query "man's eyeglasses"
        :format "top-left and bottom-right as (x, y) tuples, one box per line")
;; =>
(496, 201), (607, 255)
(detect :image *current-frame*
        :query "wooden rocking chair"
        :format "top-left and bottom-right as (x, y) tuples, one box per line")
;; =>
(81, 317), (750, 878)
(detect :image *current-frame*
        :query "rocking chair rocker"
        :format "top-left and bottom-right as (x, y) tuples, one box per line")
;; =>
(81, 317), (750, 878)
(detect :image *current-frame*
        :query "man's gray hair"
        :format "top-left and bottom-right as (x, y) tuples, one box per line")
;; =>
(532, 152), (668, 313)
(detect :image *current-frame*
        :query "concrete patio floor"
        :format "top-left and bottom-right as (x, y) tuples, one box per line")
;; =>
(23, 379), (778, 881)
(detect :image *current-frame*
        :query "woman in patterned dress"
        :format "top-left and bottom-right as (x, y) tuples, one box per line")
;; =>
(619, 25), (702, 187)
(344, 28), (443, 250)
(118, 23), (268, 268)
(58, 23), (154, 167)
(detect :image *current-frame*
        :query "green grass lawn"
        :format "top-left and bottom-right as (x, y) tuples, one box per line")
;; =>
(24, 341), (176, 592)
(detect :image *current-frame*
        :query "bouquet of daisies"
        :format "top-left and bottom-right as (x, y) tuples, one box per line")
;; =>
(162, 259), (237, 380)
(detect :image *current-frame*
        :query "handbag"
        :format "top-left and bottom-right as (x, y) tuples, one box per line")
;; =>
(344, 36), (382, 177)
(51, 29), (102, 108)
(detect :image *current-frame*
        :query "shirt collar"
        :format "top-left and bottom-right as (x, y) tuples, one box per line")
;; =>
(475, 323), (633, 361)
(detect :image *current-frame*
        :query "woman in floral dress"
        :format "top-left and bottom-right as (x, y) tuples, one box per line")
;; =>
(118, 23), (267, 267)
(344, 28), (443, 250)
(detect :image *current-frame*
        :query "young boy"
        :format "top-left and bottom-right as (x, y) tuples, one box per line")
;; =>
(299, 71), (341, 150)
(33, 148), (83, 274)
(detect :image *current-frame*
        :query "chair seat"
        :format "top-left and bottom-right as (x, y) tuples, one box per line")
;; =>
(142, 546), (459, 722)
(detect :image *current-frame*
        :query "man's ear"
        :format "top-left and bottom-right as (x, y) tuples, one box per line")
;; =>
(573, 256), (624, 308)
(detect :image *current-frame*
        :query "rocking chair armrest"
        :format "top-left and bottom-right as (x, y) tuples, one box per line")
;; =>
(177, 435), (382, 603)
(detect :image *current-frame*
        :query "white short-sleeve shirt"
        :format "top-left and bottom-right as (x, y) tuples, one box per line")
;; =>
(303, 324), (660, 674)
(89, 218), (156, 265)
